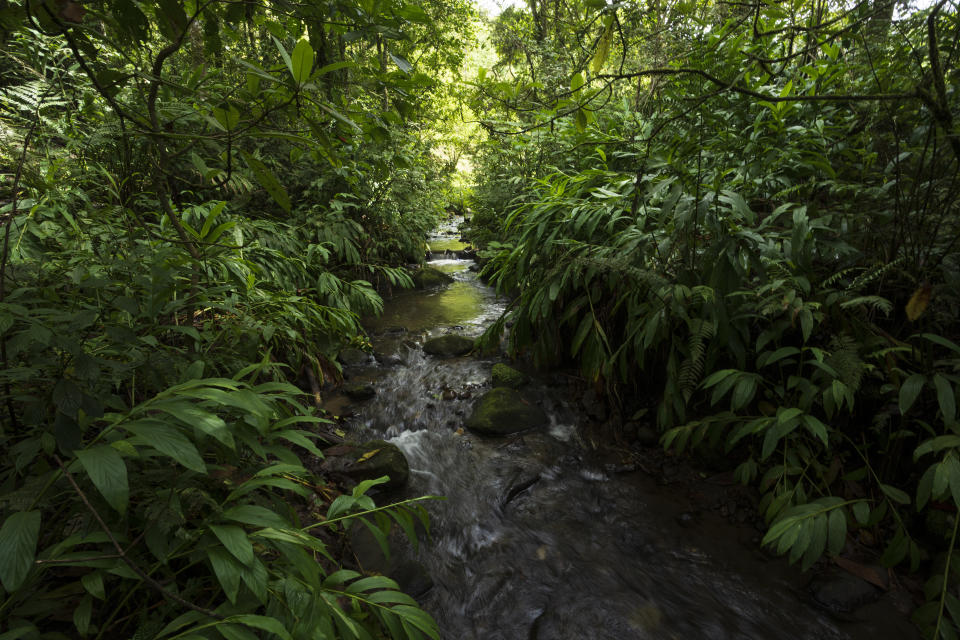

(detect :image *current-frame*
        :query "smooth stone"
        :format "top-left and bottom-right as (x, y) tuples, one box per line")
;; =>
(809, 571), (880, 613)
(337, 348), (372, 366)
(423, 335), (474, 357)
(464, 388), (548, 436)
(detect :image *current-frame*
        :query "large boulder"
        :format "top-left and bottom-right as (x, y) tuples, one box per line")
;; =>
(413, 267), (454, 289)
(322, 440), (409, 489)
(423, 335), (474, 357)
(491, 363), (529, 389)
(465, 388), (548, 436)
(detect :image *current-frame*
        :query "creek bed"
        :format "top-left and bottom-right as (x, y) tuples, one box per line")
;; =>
(335, 246), (916, 640)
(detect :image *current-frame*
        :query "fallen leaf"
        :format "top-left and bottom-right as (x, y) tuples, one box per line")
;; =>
(356, 448), (381, 463)
(834, 556), (889, 590)
(906, 282), (932, 321)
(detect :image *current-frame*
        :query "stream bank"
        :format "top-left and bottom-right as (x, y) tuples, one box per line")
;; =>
(320, 219), (919, 640)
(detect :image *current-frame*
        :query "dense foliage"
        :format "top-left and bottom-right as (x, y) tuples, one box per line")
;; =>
(0, 0), (475, 638)
(467, 0), (960, 636)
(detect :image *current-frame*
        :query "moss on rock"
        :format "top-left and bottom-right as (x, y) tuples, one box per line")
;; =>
(464, 388), (547, 436)
(323, 440), (409, 489)
(412, 266), (454, 289)
(491, 363), (528, 389)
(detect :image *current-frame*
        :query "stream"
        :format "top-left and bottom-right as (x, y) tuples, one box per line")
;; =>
(329, 220), (916, 640)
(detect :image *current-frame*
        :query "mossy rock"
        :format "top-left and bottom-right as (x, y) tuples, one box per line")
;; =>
(337, 348), (372, 366)
(323, 440), (409, 489)
(491, 363), (529, 389)
(464, 388), (547, 436)
(413, 266), (454, 289)
(423, 335), (474, 357)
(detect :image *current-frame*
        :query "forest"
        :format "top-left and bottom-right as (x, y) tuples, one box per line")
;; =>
(0, 0), (958, 637)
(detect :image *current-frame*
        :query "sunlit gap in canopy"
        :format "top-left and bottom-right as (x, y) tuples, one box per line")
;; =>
(474, 0), (524, 17)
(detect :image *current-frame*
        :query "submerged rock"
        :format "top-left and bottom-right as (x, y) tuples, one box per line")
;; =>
(423, 335), (474, 357)
(343, 383), (376, 400)
(491, 363), (529, 389)
(322, 440), (409, 489)
(465, 388), (548, 436)
(413, 266), (455, 289)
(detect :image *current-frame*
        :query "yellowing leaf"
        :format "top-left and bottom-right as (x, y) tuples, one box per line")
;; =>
(356, 448), (381, 463)
(906, 282), (932, 321)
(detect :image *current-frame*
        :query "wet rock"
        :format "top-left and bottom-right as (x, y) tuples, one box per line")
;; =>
(322, 440), (409, 489)
(635, 424), (660, 447)
(374, 352), (403, 367)
(423, 335), (474, 357)
(581, 389), (608, 421)
(412, 266), (454, 289)
(337, 348), (371, 366)
(809, 571), (880, 613)
(391, 560), (433, 599)
(676, 511), (698, 528)
(464, 388), (548, 436)
(491, 363), (529, 389)
(343, 383), (376, 400)
(442, 388), (457, 401)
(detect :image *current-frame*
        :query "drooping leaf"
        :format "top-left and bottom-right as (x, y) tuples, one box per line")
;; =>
(240, 150), (291, 213)
(123, 420), (206, 473)
(0, 511), (41, 592)
(905, 283), (932, 321)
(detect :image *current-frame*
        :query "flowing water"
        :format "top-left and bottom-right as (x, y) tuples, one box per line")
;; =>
(337, 222), (914, 640)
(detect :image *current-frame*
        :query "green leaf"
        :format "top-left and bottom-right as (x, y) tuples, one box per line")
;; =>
(240, 150), (291, 213)
(75, 446), (129, 514)
(156, 401), (233, 449)
(81, 571), (105, 600)
(222, 505), (291, 529)
(397, 3), (431, 23)
(934, 374), (957, 426)
(389, 52), (412, 74)
(730, 376), (757, 412)
(212, 105), (240, 131)
(74, 594), (93, 636)
(272, 36), (295, 81)
(209, 524), (255, 566)
(0, 511), (41, 591)
(899, 373), (926, 415)
(54, 378), (83, 415)
(879, 483), (911, 505)
(852, 501), (870, 525)
(207, 547), (242, 604)
(571, 72), (584, 94)
(826, 508), (846, 555)
(291, 39), (314, 84)
(223, 614), (293, 640)
(124, 420), (206, 473)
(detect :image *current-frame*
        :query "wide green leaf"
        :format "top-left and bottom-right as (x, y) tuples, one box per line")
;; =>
(209, 524), (255, 566)
(75, 446), (129, 514)
(0, 511), (41, 592)
(291, 39), (314, 85)
(124, 420), (206, 473)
